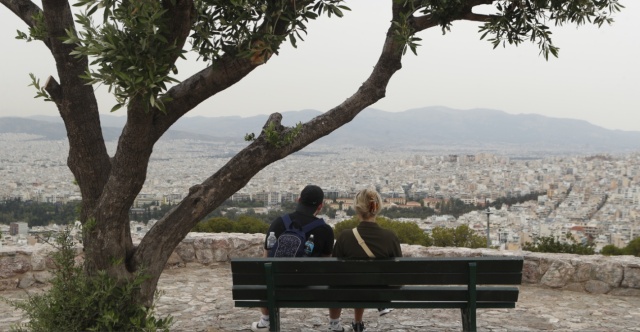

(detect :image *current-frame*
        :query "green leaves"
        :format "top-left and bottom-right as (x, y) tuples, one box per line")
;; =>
(191, 0), (349, 62)
(245, 121), (302, 148)
(28, 73), (52, 102)
(65, 0), (348, 113)
(478, 0), (623, 60)
(66, 0), (181, 113)
(8, 228), (173, 331)
(15, 11), (48, 43)
(392, 0), (622, 60)
(393, 12), (422, 55)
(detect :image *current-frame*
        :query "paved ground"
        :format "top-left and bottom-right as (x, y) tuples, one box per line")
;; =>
(2, 263), (640, 331)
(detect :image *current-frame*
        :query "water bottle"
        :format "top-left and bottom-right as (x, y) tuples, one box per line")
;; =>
(304, 234), (315, 256)
(267, 232), (276, 249)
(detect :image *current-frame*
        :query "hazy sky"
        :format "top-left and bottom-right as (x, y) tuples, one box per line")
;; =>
(2, 1), (639, 131)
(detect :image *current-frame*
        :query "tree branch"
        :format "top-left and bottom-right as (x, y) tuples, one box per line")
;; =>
(410, 0), (496, 32)
(150, 54), (259, 139)
(160, 0), (194, 70)
(462, 12), (494, 22)
(147, 0), (308, 139)
(44, 76), (62, 103)
(1, 0), (52, 49)
(133, 2), (411, 277)
(40, 0), (111, 211)
(411, 14), (439, 32)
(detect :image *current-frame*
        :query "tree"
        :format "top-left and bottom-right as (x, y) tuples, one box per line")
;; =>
(431, 225), (485, 248)
(1, 0), (623, 320)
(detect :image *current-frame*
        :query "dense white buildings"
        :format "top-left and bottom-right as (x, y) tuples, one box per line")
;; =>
(1, 133), (639, 250)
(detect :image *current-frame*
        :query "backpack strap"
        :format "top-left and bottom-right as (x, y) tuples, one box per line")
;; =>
(301, 218), (326, 233)
(281, 214), (294, 229)
(281, 214), (325, 233)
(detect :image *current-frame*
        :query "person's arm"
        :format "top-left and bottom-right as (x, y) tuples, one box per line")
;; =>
(331, 231), (343, 258)
(393, 235), (403, 257)
(321, 225), (335, 257)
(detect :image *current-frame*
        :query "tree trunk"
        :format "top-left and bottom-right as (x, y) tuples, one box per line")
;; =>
(3, 0), (437, 307)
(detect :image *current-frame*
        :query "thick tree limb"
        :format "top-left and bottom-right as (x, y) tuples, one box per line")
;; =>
(40, 0), (111, 215)
(132, 2), (411, 301)
(151, 54), (259, 137)
(147, 0), (307, 139)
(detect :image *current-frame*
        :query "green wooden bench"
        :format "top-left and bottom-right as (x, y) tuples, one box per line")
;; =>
(231, 256), (523, 332)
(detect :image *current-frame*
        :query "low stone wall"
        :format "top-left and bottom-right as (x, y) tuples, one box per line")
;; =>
(2, 232), (640, 297)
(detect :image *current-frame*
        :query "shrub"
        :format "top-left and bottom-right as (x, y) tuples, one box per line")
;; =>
(333, 217), (431, 246)
(601, 244), (625, 256)
(431, 225), (486, 248)
(333, 218), (359, 236)
(193, 216), (268, 234)
(523, 235), (595, 255)
(7, 229), (173, 332)
(601, 237), (640, 257)
(623, 237), (640, 256)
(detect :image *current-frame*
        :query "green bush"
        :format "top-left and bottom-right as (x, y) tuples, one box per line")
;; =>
(378, 218), (432, 247)
(333, 218), (359, 236)
(333, 217), (431, 247)
(193, 216), (269, 234)
(7, 229), (173, 332)
(601, 237), (640, 257)
(523, 235), (595, 255)
(601, 244), (625, 256)
(623, 237), (640, 256)
(431, 225), (486, 248)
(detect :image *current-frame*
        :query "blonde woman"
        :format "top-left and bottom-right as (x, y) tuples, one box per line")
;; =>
(328, 188), (402, 332)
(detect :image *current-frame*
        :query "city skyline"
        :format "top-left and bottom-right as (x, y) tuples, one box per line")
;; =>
(2, 136), (638, 251)
(1, 0), (639, 131)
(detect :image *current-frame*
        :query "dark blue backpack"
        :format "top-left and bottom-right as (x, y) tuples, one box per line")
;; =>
(268, 214), (325, 257)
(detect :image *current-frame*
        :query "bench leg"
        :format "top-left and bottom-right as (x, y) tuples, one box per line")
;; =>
(460, 308), (476, 332)
(268, 307), (280, 332)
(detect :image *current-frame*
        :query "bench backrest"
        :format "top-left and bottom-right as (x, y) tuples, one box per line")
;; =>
(231, 256), (523, 287)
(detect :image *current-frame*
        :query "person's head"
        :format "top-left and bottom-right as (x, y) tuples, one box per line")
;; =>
(296, 185), (324, 215)
(354, 188), (383, 221)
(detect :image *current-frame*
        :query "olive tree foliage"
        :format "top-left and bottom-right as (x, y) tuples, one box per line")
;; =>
(1, 0), (623, 308)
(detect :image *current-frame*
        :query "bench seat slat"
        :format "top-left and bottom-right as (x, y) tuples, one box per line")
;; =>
(234, 300), (517, 309)
(233, 285), (519, 302)
(232, 272), (523, 286)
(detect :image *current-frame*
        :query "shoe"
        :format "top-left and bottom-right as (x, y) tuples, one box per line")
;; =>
(328, 321), (345, 331)
(251, 318), (269, 331)
(352, 321), (367, 332)
(378, 308), (393, 316)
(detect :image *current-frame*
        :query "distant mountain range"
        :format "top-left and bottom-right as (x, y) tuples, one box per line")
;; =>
(2, 107), (640, 152)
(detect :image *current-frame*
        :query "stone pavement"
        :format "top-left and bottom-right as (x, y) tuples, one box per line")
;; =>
(2, 262), (640, 331)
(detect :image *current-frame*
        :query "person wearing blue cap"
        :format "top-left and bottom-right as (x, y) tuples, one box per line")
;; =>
(251, 185), (335, 331)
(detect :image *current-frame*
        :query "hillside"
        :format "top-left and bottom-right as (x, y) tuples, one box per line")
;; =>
(3, 106), (640, 153)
